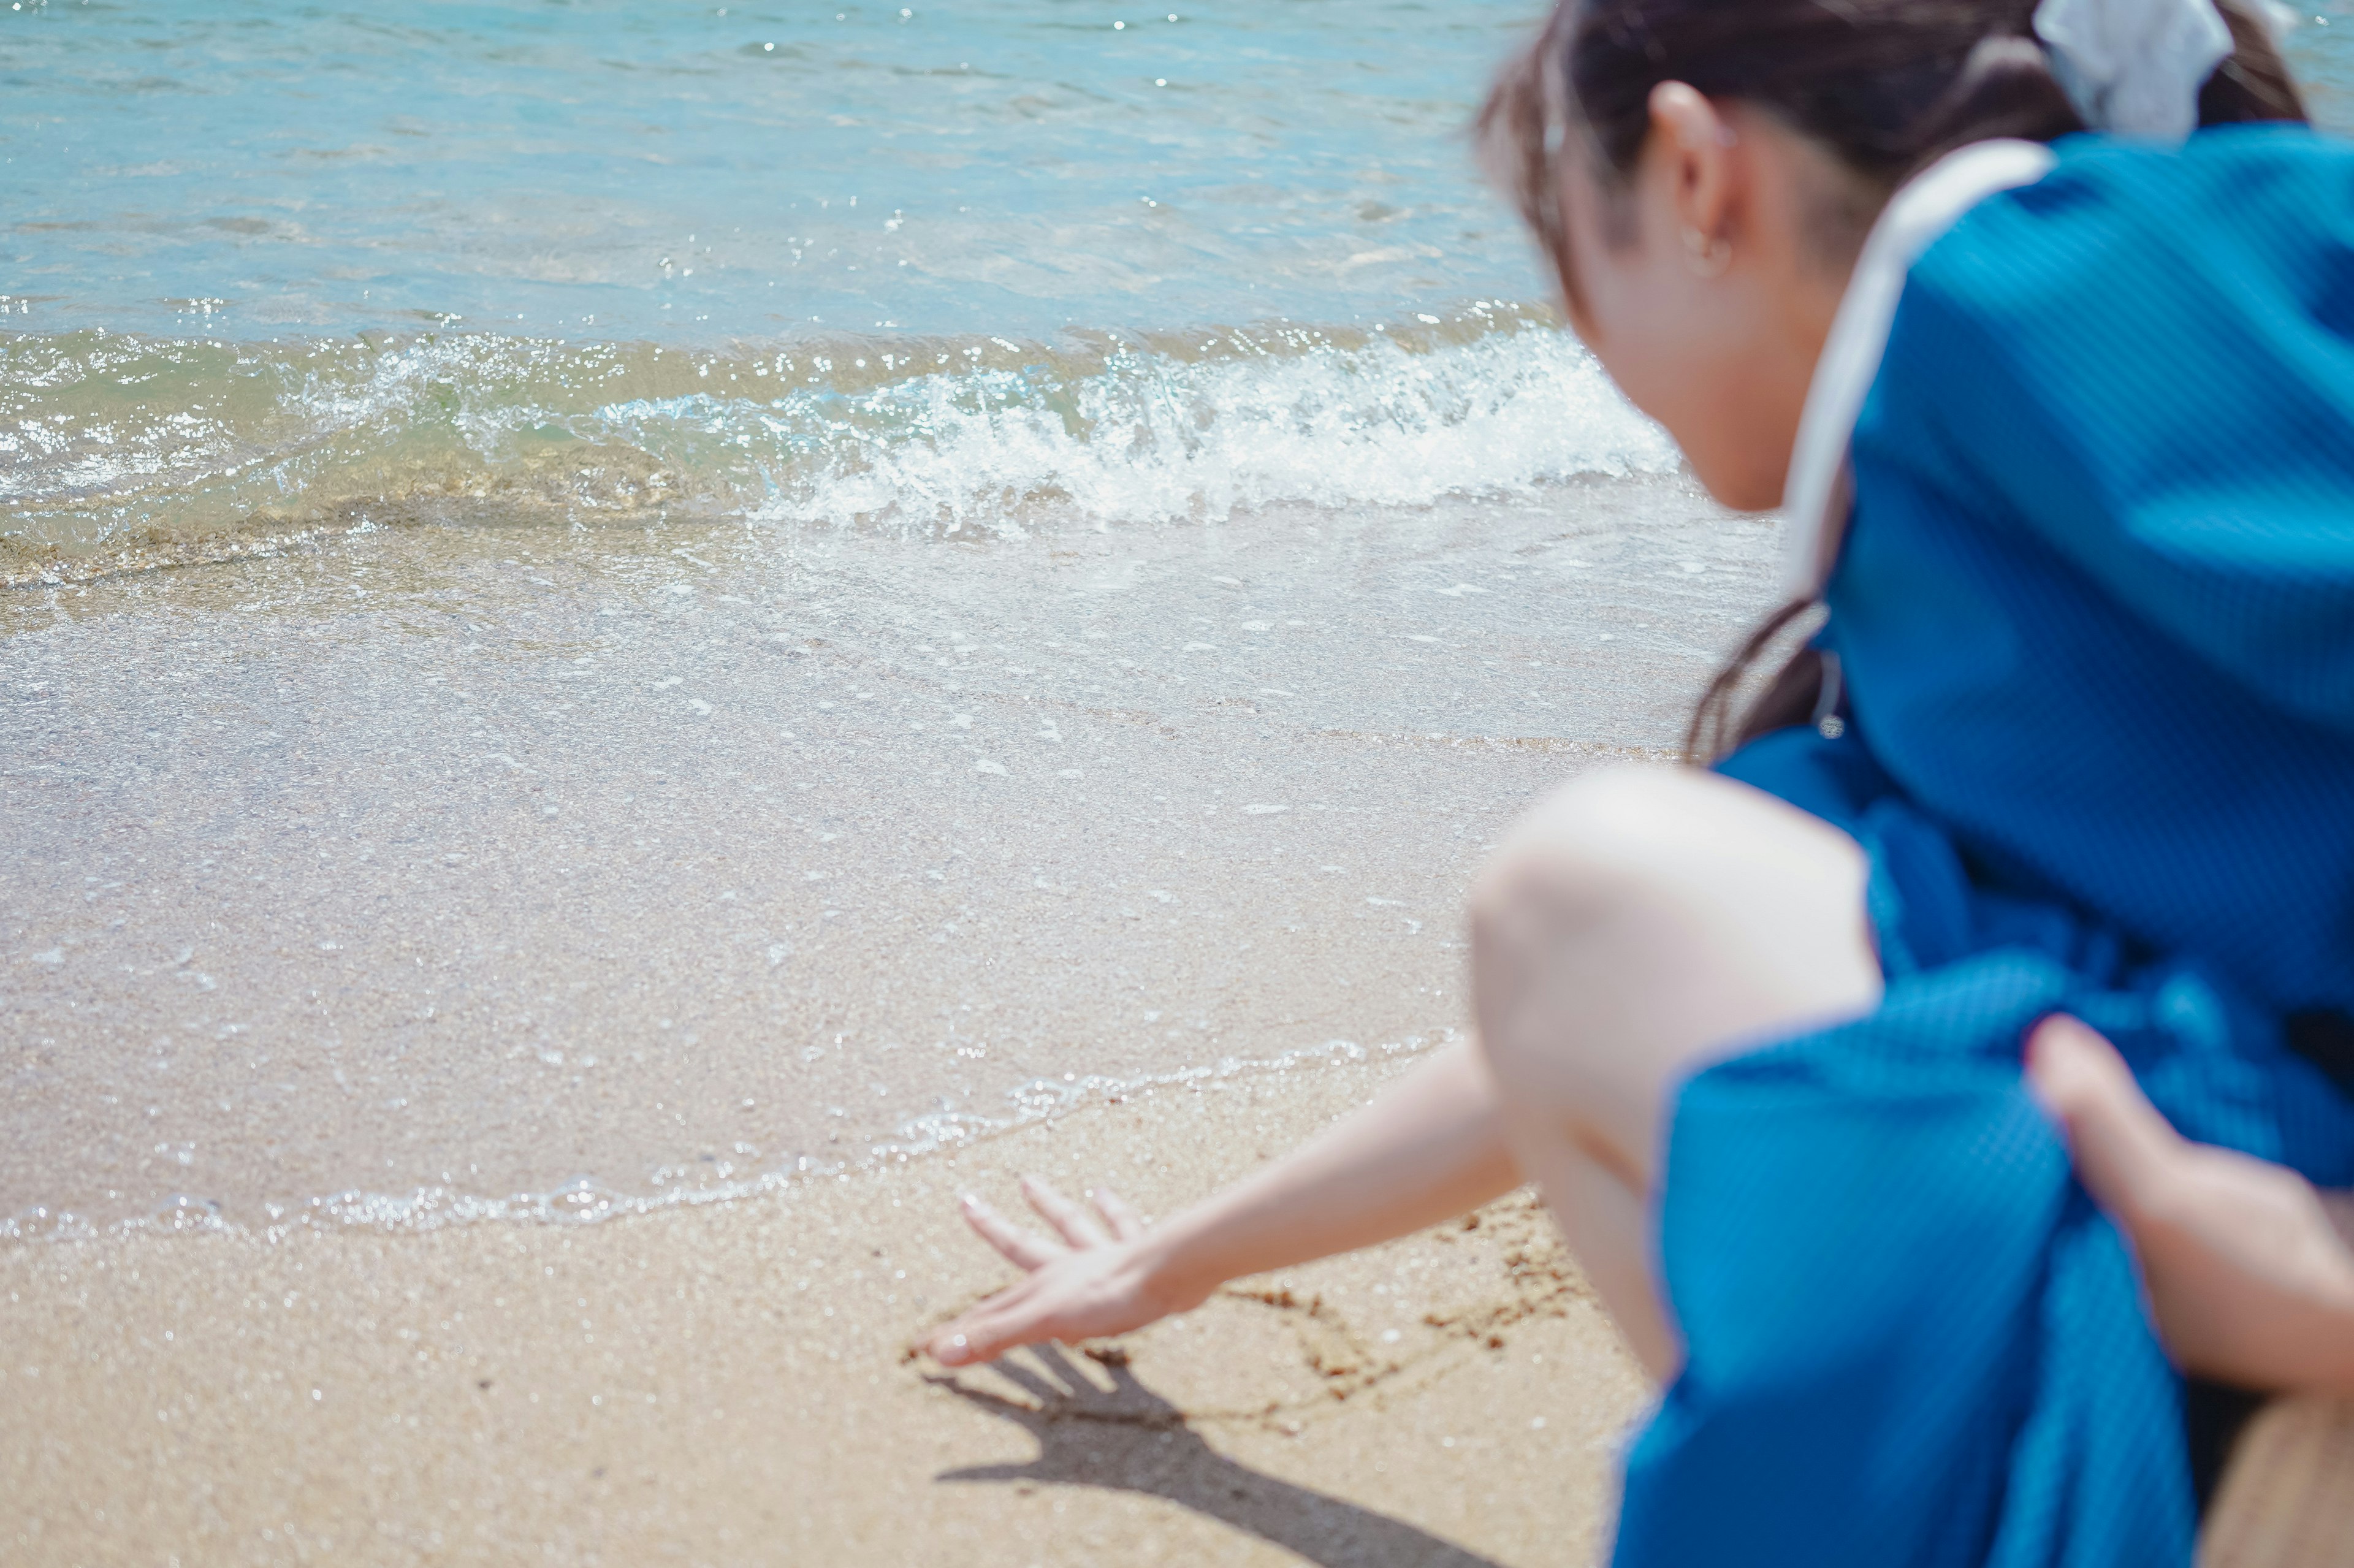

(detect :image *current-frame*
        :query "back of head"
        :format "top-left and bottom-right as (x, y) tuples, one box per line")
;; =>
(1482, 0), (2306, 275)
(1476, 0), (2310, 764)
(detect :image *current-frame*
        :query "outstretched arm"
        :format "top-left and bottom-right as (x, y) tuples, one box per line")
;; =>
(926, 1038), (1518, 1366)
(2028, 1014), (2354, 1396)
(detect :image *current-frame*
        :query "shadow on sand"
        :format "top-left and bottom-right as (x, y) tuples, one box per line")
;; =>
(931, 1344), (1507, 1568)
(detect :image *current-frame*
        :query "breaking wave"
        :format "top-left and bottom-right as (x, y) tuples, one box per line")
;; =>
(0, 305), (1677, 584)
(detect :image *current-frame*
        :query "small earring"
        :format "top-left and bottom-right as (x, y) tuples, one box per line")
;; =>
(1682, 226), (1731, 278)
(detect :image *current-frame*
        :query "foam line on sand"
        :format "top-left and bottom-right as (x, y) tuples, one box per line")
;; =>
(1, 1051), (1654, 1567)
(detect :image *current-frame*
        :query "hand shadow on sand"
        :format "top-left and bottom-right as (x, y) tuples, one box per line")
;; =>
(930, 1344), (1507, 1568)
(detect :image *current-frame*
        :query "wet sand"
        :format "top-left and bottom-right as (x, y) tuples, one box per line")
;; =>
(2, 484), (1766, 1563)
(4, 483), (1774, 1233)
(1, 1053), (1655, 1566)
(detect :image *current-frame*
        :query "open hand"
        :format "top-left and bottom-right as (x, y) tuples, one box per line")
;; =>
(926, 1177), (1211, 1368)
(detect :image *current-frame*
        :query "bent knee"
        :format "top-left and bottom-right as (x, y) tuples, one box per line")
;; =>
(1477, 763), (1862, 915)
(1469, 765), (1875, 1024)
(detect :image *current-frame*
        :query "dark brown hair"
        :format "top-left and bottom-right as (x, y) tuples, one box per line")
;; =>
(1477, 0), (2306, 762)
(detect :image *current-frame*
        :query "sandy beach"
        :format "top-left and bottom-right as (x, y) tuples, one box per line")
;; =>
(21, 5), (2349, 1558)
(7, 362), (2349, 1568)
(2, 1052), (1655, 1566)
(1, 482), (1759, 1566)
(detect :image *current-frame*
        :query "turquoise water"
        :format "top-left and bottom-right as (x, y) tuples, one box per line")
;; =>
(2, 1), (2348, 578)
(3, 1), (1544, 341)
(1, 0), (1691, 576)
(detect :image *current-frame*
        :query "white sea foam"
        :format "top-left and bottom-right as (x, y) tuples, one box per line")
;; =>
(716, 324), (1680, 532)
(1, 313), (1676, 578)
(0, 1030), (1457, 1243)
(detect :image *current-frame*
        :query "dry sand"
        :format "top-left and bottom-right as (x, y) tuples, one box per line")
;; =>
(1, 1051), (1655, 1567)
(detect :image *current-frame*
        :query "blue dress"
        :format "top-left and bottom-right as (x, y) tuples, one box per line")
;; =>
(1613, 126), (2354, 1568)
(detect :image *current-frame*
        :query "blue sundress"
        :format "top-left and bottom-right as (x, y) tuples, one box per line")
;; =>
(1614, 125), (2354, 1568)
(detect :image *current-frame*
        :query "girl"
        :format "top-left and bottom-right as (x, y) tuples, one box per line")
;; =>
(928, 0), (2354, 1560)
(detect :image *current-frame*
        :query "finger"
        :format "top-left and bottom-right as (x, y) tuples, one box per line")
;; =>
(1089, 1184), (1147, 1242)
(926, 1276), (1035, 1366)
(933, 1292), (1065, 1368)
(932, 1290), (1016, 1365)
(1022, 1176), (1110, 1249)
(960, 1193), (1062, 1272)
(2025, 1014), (2184, 1222)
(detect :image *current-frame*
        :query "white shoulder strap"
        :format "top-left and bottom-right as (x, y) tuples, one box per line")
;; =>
(1778, 138), (2059, 599)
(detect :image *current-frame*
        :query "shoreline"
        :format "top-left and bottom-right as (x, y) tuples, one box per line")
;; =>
(2, 485), (1771, 1235)
(3, 480), (1756, 1565)
(1, 1050), (1653, 1567)
(4, 1032), (1472, 1246)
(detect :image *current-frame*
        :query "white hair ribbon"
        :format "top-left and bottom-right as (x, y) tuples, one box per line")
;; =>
(2033, 0), (2234, 142)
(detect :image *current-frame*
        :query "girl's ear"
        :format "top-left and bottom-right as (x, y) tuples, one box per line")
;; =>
(1645, 82), (1739, 256)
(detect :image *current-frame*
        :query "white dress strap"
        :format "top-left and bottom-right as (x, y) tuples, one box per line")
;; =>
(1778, 139), (2059, 600)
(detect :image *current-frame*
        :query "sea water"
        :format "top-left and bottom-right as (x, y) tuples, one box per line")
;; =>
(0, 0), (1690, 577)
(5, 1), (2349, 1235)
(6, 2), (2348, 576)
